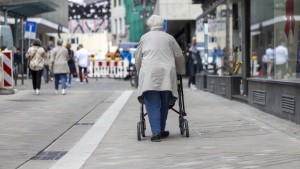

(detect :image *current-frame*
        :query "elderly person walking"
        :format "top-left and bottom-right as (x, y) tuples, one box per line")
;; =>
(135, 15), (185, 142)
(49, 39), (70, 95)
(26, 38), (46, 95)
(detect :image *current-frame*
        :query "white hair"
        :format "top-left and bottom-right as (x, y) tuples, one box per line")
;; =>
(147, 15), (164, 31)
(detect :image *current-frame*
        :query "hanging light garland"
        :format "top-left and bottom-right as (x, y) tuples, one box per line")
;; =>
(68, 0), (111, 20)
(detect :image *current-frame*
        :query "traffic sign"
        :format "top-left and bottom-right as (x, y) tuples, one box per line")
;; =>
(24, 21), (37, 39)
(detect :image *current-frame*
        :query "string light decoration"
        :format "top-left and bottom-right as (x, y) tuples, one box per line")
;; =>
(69, 0), (111, 33)
(69, 0), (110, 20)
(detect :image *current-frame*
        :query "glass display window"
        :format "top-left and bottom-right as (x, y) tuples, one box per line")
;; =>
(251, 0), (300, 81)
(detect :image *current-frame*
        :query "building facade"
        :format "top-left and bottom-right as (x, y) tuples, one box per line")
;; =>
(111, 0), (127, 45)
(0, 0), (69, 48)
(195, 0), (300, 124)
(153, 0), (202, 49)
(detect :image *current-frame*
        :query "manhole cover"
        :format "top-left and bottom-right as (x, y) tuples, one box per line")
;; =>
(32, 151), (67, 160)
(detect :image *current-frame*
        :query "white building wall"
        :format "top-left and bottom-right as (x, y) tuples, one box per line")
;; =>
(154, 0), (202, 20)
(111, 0), (125, 36)
(57, 32), (111, 58)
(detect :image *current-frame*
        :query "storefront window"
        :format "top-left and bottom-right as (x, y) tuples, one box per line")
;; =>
(251, 0), (300, 81)
(196, 0), (243, 76)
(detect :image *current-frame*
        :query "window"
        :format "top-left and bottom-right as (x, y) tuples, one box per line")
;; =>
(69, 38), (78, 44)
(119, 18), (122, 35)
(250, 0), (300, 81)
(115, 19), (118, 35)
(209, 36), (217, 43)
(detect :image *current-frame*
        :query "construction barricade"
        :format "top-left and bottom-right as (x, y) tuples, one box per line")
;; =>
(1, 51), (13, 88)
(0, 50), (15, 94)
(88, 59), (129, 79)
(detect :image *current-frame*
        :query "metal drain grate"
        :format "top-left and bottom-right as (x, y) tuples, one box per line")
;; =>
(282, 94), (295, 114)
(75, 123), (95, 126)
(220, 84), (226, 95)
(32, 151), (67, 160)
(103, 101), (114, 103)
(7, 99), (45, 102)
(252, 90), (266, 106)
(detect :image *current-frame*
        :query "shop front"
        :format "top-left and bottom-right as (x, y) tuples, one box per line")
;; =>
(249, 0), (300, 123)
(195, 0), (300, 124)
(195, 0), (248, 100)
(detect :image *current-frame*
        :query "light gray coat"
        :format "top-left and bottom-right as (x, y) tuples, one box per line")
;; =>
(135, 29), (186, 105)
(50, 46), (70, 74)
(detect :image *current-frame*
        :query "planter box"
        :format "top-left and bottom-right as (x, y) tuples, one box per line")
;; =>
(206, 75), (242, 100)
(248, 78), (300, 124)
(195, 74), (206, 90)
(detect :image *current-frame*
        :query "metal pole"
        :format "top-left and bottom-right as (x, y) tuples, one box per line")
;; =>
(14, 17), (18, 47)
(143, 0), (147, 34)
(21, 18), (24, 85)
(204, 23), (209, 72)
(4, 7), (8, 25)
(27, 39), (30, 79)
(224, 0), (231, 75)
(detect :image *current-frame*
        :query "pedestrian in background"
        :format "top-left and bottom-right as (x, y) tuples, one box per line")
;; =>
(121, 48), (133, 80)
(13, 47), (22, 75)
(187, 37), (202, 90)
(25, 38), (46, 95)
(49, 39), (70, 95)
(75, 44), (89, 84)
(66, 43), (75, 87)
(43, 45), (50, 83)
(262, 54), (268, 77)
(265, 44), (274, 78)
(135, 15), (185, 142)
(121, 47), (132, 65)
(274, 42), (288, 79)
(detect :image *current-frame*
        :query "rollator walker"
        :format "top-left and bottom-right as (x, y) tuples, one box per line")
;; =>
(137, 75), (189, 141)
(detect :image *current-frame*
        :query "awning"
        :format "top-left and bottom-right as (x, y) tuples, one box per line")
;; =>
(27, 18), (69, 33)
(196, 0), (226, 20)
(0, 0), (58, 17)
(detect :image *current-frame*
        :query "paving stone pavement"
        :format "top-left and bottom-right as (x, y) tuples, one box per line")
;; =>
(80, 83), (300, 169)
(1, 77), (300, 169)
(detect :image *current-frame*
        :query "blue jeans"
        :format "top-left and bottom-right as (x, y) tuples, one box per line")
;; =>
(68, 73), (72, 84)
(144, 91), (171, 135)
(54, 73), (67, 90)
(68, 64), (75, 84)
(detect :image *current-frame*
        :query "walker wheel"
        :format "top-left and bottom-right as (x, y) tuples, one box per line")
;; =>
(179, 117), (184, 135)
(184, 119), (189, 137)
(141, 120), (146, 137)
(137, 122), (141, 141)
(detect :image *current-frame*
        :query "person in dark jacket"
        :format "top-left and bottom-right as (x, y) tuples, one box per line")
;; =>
(187, 37), (202, 90)
(66, 43), (75, 87)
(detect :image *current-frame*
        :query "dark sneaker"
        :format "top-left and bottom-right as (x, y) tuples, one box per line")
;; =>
(151, 135), (161, 142)
(160, 131), (169, 138)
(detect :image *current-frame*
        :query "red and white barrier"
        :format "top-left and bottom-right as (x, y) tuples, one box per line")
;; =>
(88, 60), (129, 79)
(1, 51), (13, 88)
